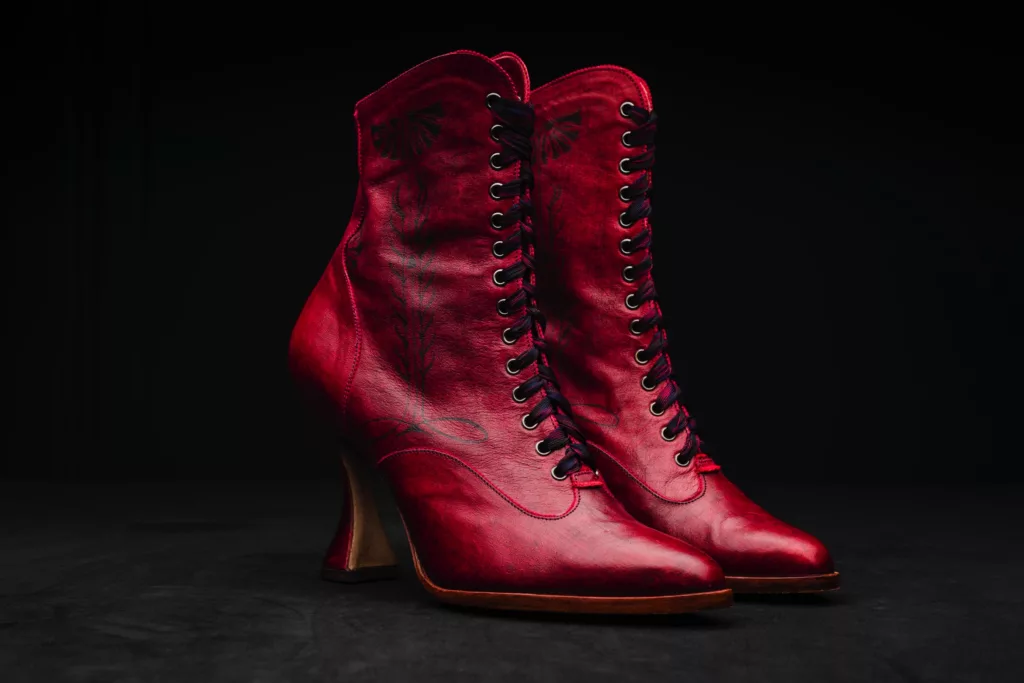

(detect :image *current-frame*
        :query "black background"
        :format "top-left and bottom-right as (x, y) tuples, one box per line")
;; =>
(6, 10), (1020, 485)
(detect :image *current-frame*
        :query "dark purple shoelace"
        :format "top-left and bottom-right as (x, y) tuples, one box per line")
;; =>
(620, 103), (700, 461)
(489, 95), (591, 478)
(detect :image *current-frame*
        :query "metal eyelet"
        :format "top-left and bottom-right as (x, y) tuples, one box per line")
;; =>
(502, 328), (518, 345)
(522, 413), (539, 430)
(489, 183), (504, 200)
(512, 385), (527, 403)
(641, 375), (657, 391)
(535, 441), (552, 456)
(619, 185), (632, 202)
(486, 92), (502, 109)
(650, 401), (665, 416)
(496, 298), (510, 316)
(490, 152), (505, 170)
(492, 241), (505, 258)
(490, 124), (504, 142)
(490, 212), (505, 230)
(626, 293), (641, 310)
(506, 358), (521, 375)
(551, 465), (568, 481)
(619, 212), (635, 228)
(620, 101), (635, 118)
(635, 348), (649, 365)
(675, 452), (692, 467)
(661, 427), (677, 442)
(622, 265), (636, 283)
(629, 319), (643, 335)
(619, 238), (633, 255)
(621, 131), (634, 147)
(492, 269), (506, 286)
(619, 158), (632, 174)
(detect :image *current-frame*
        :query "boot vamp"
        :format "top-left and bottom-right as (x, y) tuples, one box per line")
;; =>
(666, 473), (834, 578)
(381, 448), (725, 597)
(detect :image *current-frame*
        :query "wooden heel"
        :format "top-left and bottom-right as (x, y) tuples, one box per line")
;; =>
(321, 453), (399, 583)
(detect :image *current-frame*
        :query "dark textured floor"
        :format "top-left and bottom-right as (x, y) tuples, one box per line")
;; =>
(1, 480), (1021, 682)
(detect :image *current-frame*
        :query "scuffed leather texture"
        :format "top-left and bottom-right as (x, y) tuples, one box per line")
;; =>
(531, 66), (833, 578)
(290, 52), (725, 595)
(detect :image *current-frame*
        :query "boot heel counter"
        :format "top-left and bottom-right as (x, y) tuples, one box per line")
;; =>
(288, 185), (367, 422)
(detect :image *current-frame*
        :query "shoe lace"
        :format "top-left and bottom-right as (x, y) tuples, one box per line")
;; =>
(488, 94), (592, 479)
(619, 102), (702, 464)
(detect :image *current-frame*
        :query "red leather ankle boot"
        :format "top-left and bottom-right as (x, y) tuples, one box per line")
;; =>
(530, 65), (839, 594)
(289, 51), (731, 613)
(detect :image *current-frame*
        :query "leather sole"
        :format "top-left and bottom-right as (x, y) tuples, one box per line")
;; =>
(726, 571), (840, 594)
(410, 542), (733, 614)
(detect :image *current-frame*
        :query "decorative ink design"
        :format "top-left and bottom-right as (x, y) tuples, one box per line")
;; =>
(371, 103), (444, 160)
(385, 176), (434, 406)
(544, 185), (566, 242)
(364, 177), (487, 445)
(534, 110), (582, 165)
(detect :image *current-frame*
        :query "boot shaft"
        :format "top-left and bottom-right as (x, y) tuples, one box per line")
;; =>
(289, 51), (590, 514)
(531, 67), (699, 486)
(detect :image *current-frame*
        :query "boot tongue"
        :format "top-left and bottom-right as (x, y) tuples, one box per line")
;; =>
(492, 52), (531, 101)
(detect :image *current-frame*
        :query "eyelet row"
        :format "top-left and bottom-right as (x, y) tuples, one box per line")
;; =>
(490, 95), (515, 358)
(619, 101), (642, 331)
(619, 100), (683, 461)
(489, 91), (565, 483)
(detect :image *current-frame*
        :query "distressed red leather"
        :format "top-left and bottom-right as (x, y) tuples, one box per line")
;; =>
(531, 66), (836, 581)
(289, 52), (725, 598)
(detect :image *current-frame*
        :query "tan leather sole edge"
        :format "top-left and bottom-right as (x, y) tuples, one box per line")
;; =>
(726, 571), (840, 594)
(409, 544), (733, 614)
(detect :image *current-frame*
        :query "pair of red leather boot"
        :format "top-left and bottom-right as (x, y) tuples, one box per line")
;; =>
(290, 50), (838, 614)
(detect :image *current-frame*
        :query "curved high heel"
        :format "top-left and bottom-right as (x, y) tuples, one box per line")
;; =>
(321, 451), (399, 583)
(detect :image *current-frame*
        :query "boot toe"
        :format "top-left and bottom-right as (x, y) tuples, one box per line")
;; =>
(727, 524), (834, 577)
(597, 529), (726, 597)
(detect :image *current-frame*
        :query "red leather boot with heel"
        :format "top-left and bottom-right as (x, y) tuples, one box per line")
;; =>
(529, 64), (840, 594)
(289, 51), (731, 613)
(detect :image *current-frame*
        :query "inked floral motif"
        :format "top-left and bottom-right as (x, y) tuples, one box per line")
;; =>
(544, 185), (566, 242)
(534, 110), (582, 165)
(385, 176), (434, 407)
(371, 103), (444, 160)
(364, 176), (487, 445)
